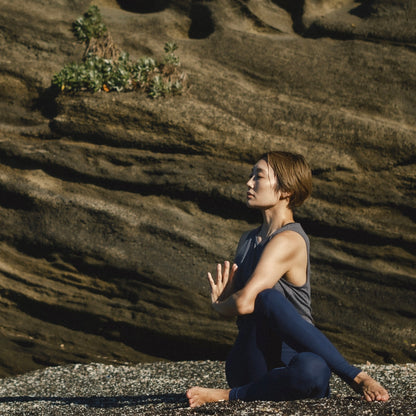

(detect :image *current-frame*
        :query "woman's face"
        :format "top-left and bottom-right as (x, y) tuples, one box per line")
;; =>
(246, 159), (280, 209)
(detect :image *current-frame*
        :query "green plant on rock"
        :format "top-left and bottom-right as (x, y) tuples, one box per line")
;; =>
(72, 5), (107, 43)
(163, 42), (180, 66)
(131, 57), (157, 87)
(52, 6), (187, 98)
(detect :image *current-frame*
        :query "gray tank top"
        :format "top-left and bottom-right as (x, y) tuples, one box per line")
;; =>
(233, 222), (313, 324)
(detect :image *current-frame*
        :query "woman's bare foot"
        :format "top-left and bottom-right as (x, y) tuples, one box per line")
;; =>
(353, 371), (389, 402)
(186, 386), (231, 408)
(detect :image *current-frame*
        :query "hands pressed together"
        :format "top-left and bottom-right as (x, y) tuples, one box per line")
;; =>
(207, 261), (238, 304)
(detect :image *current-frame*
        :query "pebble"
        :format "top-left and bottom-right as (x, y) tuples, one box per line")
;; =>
(0, 361), (414, 415)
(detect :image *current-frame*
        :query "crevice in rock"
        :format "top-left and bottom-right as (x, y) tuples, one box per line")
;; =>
(32, 86), (60, 120)
(116, 0), (170, 13)
(395, 308), (416, 319)
(312, 255), (416, 291)
(302, 219), (416, 258)
(350, 0), (376, 18)
(372, 348), (396, 364)
(0, 183), (36, 211)
(188, 1), (215, 39)
(49, 119), (205, 153)
(271, 0), (305, 33)
(395, 203), (416, 223)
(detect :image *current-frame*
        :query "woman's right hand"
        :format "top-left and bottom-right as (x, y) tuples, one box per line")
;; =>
(208, 261), (238, 304)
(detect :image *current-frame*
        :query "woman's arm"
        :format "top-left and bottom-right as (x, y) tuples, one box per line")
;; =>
(211, 231), (306, 317)
(207, 230), (251, 305)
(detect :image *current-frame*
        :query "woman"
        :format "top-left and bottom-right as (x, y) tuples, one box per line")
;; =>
(187, 151), (389, 407)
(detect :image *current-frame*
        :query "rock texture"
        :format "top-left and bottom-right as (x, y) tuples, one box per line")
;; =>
(0, 0), (415, 377)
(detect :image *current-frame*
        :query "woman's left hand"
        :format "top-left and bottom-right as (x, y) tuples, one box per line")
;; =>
(208, 261), (238, 304)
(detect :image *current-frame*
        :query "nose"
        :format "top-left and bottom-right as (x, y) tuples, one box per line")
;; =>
(247, 175), (254, 188)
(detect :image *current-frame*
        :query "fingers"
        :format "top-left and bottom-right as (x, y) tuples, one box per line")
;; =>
(208, 260), (236, 289)
(216, 261), (230, 284)
(208, 271), (219, 303)
(223, 261), (230, 281)
(207, 263), (225, 293)
(207, 272), (215, 289)
(230, 263), (238, 279)
(216, 263), (222, 284)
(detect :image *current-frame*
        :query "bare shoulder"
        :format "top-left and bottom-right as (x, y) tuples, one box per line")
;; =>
(271, 229), (305, 246)
(265, 229), (306, 257)
(259, 230), (307, 286)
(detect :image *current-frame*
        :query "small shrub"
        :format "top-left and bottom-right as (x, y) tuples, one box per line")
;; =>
(52, 6), (187, 98)
(163, 42), (180, 65)
(72, 5), (107, 43)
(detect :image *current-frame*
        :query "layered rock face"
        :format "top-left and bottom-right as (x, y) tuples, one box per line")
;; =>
(0, 0), (415, 377)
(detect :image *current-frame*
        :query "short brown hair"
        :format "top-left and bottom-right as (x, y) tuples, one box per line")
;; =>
(262, 151), (312, 209)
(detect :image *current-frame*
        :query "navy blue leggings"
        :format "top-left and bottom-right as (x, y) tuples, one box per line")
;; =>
(227, 289), (361, 402)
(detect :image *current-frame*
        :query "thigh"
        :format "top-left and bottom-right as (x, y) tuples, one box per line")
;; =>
(255, 314), (285, 370)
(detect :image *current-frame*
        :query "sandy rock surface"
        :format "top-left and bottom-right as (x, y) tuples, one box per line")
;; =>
(0, 0), (415, 377)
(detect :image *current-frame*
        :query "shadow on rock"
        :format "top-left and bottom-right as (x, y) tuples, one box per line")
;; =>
(350, 0), (376, 18)
(271, 0), (305, 33)
(32, 85), (60, 120)
(189, 2), (215, 39)
(116, 0), (170, 13)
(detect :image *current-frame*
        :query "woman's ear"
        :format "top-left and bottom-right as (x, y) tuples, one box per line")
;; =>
(279, 191), (292, 201)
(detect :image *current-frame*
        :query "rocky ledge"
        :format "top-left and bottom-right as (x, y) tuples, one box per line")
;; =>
(0, 0), (415, 377)
(0, 361), (415, 415)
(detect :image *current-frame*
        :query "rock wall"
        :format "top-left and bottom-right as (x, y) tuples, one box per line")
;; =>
(0, 0), (415, 377)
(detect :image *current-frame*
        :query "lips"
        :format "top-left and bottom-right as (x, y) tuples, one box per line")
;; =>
(247, 192), (254, 198)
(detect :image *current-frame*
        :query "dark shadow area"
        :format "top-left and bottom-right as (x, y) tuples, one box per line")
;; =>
(189, 2), (215, 39)
(302, 22), (357, 39)
(301, 219), (416, 266)
(372, 349), (396, 364)
(396, 308), (416, 319)
(116, 0), (170, 13)
(350, 0), (376, 18)
(32, 85), (60, 119)
(0, 393), (187, 408)
(0, 184), (35, 211)
(271, 0), (305, 33)
(3, 280), (231, 361)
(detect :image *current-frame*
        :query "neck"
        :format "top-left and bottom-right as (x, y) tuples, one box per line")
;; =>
(259, 206), (294, 238)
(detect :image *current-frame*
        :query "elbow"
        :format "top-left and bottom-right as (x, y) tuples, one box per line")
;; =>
(235, 294), (254, 315)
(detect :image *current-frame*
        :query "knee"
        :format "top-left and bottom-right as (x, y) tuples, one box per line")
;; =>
(290, 353), (331, 398)
(255, 289), (285, 314)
